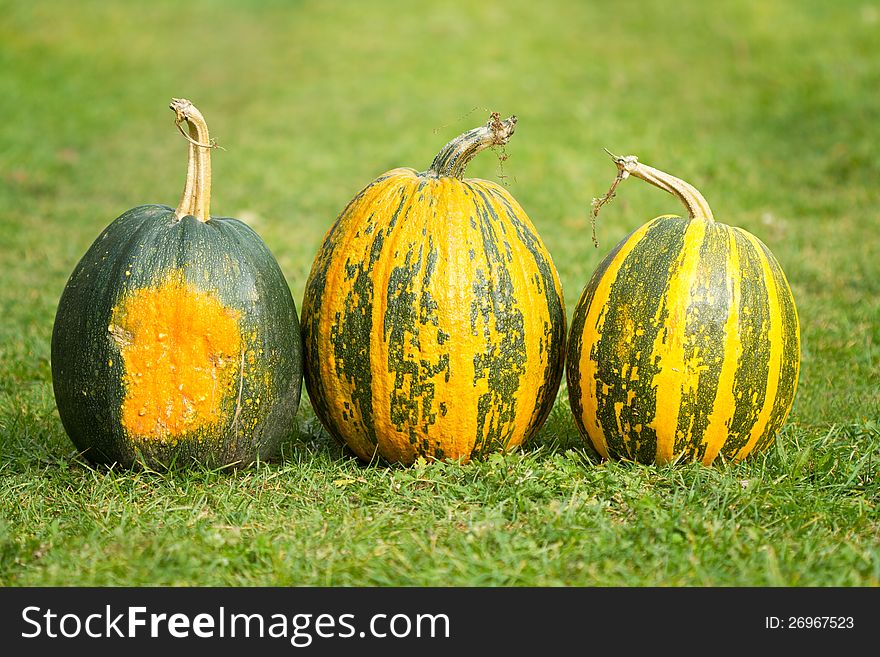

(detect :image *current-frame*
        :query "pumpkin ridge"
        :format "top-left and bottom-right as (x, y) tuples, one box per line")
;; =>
(467, 186), (528, 455)
(753, 239), (800, 454)
(570, 218), (663, 459)
(473, 180), (566, 443)
(718, 229), (773, 460)
(213, 218), (302, 451)
(370, 177), (428, 462)
(734, 229), (800, 459)
(648, 218), (708, 463)
(325, 185), (399, 456)
(565, 224), (635, 454)
(670, 222), (734, 464)
(592, 217), (689, 462)
(732, 229), (784, 459)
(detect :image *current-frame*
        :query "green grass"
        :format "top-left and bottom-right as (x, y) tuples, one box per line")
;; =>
(1, 0), (878, 586)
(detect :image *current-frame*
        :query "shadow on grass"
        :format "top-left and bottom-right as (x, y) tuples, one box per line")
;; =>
(24, 391), (837, 478)
(275, 393), (606, 473)
(0, 393), (340, 478)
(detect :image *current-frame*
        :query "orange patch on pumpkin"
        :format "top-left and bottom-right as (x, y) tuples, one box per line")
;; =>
(110, 272), (242, 440)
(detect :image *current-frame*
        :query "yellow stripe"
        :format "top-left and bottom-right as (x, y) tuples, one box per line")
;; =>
(577, 218), (659, 459)
(700, 226), (740, 465)
(431, 178), (483, 459)
(735, 231), (783, 459)
(647, 219), (706, 464)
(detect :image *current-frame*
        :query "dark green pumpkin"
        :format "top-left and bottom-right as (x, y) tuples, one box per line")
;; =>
(51, 99), (302, 469)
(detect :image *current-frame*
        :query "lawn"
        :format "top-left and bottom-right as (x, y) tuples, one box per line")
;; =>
(0, 0), (878, 586)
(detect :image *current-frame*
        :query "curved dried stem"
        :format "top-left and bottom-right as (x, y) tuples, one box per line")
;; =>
(170, 98), (217, 222)
(426, 112), (517, 179)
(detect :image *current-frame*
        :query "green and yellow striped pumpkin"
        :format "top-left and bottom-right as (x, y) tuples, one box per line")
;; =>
(302, 114), (566, 465)
(567, 154), (800, 466)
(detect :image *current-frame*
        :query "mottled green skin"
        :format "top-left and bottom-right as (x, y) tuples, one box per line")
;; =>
(302, 171), (566, 465)
(51, 204), (303, 469)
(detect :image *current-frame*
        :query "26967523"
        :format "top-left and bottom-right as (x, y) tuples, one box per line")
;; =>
(765, 616), (854, 630)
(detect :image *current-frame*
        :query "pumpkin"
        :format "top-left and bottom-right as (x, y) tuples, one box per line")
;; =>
(301, 114), (566, 465)
(51, 98), (303, 469)
(567, 153), (800, 465)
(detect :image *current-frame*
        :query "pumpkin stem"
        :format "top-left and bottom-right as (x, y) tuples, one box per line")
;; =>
(426, 112), (517, 179)
(597, 150), (715, 223)
(171, 98), (216, 223)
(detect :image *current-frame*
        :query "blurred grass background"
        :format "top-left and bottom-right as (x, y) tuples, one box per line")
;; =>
(0, 0), (878, 586)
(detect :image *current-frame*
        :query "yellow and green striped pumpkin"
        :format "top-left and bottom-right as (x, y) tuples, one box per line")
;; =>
(567, 154), (800, 466)
(302, 115), (566, 465)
